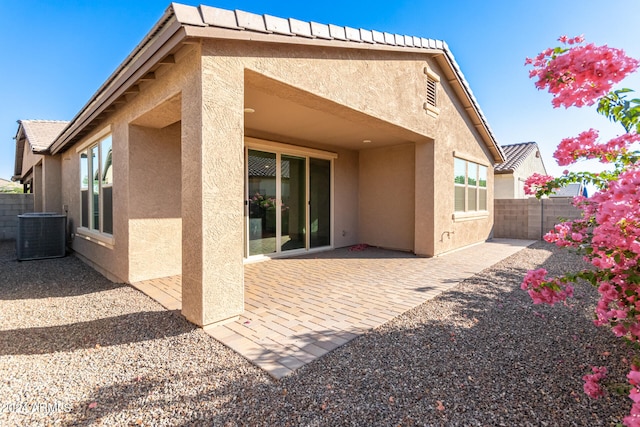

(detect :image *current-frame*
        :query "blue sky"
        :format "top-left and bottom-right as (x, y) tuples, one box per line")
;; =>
(1, 0), (639, 181)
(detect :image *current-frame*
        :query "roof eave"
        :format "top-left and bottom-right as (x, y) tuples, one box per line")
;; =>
(437, 49), (505, 164)
(49, 8), (185, 155)
(47, 2), (505, 167)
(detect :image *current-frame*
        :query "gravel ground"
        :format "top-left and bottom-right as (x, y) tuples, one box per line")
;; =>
(0, 240), (634, 426)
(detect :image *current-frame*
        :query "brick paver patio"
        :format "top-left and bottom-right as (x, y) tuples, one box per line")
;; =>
(131, 238), (535, 378)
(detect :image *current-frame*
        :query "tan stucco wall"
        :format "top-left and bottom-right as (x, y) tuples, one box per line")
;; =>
(332, 148), (359, 248)
(495, 174), (515, 199)
(20, 142), (41, 181)
(203, 40), (438, 256)
(218, 40), (493, 256)
(128, 122), (182, 282)
(427, 63), (495, 256)
(182, 43), (245, 326)
(42, 156), (62, 213)
(359, 144), (415, 251)
(19, 143), (44, 211)
(61, 45), (201, 285)
(33, 162), (43, 212)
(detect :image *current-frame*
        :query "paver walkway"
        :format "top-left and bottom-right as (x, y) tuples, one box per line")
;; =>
(132, 238), (535, 378)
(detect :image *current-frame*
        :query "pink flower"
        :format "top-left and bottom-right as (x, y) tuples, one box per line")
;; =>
(583, 366), (607, 398)
(554, 129), (599, 165)
(628, 368), (640, 386)
(521, 268), (574, 305)
(524, 173), (556, 195)
(526, 37), (639, 109)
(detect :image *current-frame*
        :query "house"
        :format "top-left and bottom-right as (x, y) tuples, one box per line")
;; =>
(12, 3), (505, 327)
(12, 120), (70, 208)
(494, 142), (547, 199)
(550, 183), (587, 198)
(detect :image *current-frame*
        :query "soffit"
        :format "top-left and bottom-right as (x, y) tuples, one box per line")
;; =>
(244, 73), (429, 150)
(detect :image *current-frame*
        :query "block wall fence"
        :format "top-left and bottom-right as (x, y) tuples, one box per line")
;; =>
(493, 198), (582, 240)
(0, 193), (34, 240)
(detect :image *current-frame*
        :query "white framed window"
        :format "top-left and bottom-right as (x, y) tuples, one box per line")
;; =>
(454, 157), (487, 213)
(80, 134), (113, 235)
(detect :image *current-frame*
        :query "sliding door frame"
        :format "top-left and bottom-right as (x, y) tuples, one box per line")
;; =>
(244, 137), (337, 261)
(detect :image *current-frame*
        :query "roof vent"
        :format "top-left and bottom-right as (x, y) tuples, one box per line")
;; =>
(423, 66), (441, 116)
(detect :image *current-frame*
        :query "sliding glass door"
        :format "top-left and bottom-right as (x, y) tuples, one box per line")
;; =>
(281, 155), (306, 252)
(310, 158), (331, 248)
(247, 150), (277, 256)
(246, 147), (332, 257)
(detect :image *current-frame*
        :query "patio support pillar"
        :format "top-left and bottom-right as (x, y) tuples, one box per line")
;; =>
(180, 54), (244, 327)
(414, 141), (435, 256)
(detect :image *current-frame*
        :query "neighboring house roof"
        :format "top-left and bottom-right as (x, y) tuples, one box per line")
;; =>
(495, 142), (546, 174)
(12, 120), (70, 180)
(550, 183), (585, 198)
(47, 3), (505, 164)
(248, 155), (290, 178)
(20, 120), (70, 151)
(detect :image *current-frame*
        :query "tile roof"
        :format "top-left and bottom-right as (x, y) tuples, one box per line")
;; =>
(48, 3), (504, 163)
(173, 4), (447, 49)
(550, 183), (585, 198)
(247, 154), (290, 178)
(19, 120), (69, 152)
(495, 142), (542, 174)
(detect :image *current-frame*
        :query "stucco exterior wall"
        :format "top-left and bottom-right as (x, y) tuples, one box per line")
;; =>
(61, 45), (201, 284)
(495, 151), (546, 199)
(332, 148), (359, 248)
(16, 145), (61, 213)
(42, 156), (62, 213)
(20, 142), (41, 182)
(202, 39), (496, 257)
(33, 163), (43, 212)
(428, 62), (495, 256)
(359, 144), (415, 251)
(208, 40), (438, 140)
(495, 174), (515, 199)
(128, 122), (182, 282)
(184, 41), (245, 326)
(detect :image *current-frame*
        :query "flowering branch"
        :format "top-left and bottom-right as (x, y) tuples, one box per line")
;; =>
(523, 35), (640, 426)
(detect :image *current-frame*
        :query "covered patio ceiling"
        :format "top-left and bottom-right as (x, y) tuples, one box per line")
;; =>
(244, 71), (430, 151)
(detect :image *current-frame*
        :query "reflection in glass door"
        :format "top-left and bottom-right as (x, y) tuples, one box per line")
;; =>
(246, 147), (332, 257)
(281, 155), (306, 251)
(247, 150), (277, 256)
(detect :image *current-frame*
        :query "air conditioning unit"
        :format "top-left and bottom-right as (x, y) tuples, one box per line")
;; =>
(16, 213), (66, 261)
